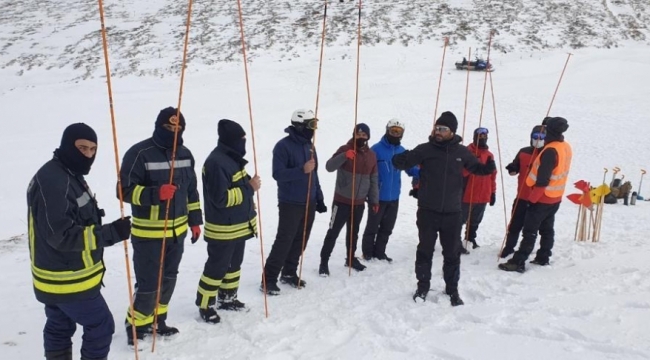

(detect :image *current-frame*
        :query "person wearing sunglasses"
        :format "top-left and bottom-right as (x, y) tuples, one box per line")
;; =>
(460, 127), (498, 251)
(118, 107), (203, 344)
(361, 119), (420, 263)
(500, 117), (572, 273)
(500, 124), (546, 258)
(319, 123), (379, 275)
(262, 109), (326, 296)
(392, 111), (496, 306)
(27, 123), (132, 360)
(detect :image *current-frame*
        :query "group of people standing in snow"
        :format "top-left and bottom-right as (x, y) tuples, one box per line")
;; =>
(27, 107), (571, 359)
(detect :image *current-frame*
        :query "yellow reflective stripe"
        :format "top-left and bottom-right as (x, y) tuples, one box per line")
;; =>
(226, 188), (243, 207)
(224, 270), (241, 280)
(131, 223), (189, 239)
(150, 205), (160, 221)
(205, 228), (252, 240)
(188, 201), (201, 211)
(549, 171), (569, 180)
(220, 281), (239, 290)
(132, 216), (189, 228)
(32, 262), (104, 281)
(132, 185), (145, 206)
(200, 275), (222, 287)
(29, 210), (35, 263)
(82, 225), (96, 268)
(232, 170), (247, 182)
(126, 309), (155, 327)
(204, 218), (256, 233)
(33, 272), (102, 294)
(197, 287), (219, 309)
(546, 185), (566, 191)
(156, 303), (168, 315)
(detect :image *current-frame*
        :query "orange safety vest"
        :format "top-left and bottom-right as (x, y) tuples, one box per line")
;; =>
(526, 141), (572, 198)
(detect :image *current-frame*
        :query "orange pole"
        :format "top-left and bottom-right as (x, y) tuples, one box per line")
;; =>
(461, 47), (471, 141)
(432, 37), (449, 123)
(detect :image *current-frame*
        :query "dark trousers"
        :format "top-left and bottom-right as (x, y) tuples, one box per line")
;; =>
(361, 200), (399, 257)
(512, 202), (561, 264)
(415, 209), (462, 294)
(196, 240), (246, 309)
(264, 202), (316, 283)
(461, 202), (487, 243)
(44, 294), (114, 360)
(504, 199), (530, 253)
(127, 238), (184, 329)
(320, 201), (365, 262)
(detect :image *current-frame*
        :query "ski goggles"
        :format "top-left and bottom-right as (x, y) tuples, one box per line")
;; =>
(302, 118), (319, 130)
(475, 127), (489, 135)
(434, 125), (451, 133)
(387, 126), (404, 137)
(531, 132), (545, 140)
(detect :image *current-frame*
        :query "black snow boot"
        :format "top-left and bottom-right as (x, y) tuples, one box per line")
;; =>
(460, 246), (470, 255)
(260, 281), (281, 295)
(344, 257), (367, 272)
(500, 247), (514, 258)
(280, 274), (307, 288)
(448, 291), (465, 306)
(126, 324), (150, 346)
(375, 254), (393, 263)
(45, 348), (72, 360)
(530, 258), (550, 266)
(199, 307), (220, 324)
(319, 262), (330, 277)
(218, 299), (247, 311)
(498, 260), (526, 273)
(470, 240), (480, 249)
(156, 320), (180, 337)
(413, 288), (428, 302)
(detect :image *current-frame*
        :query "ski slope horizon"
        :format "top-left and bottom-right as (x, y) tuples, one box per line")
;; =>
(2, 11), (650, 360)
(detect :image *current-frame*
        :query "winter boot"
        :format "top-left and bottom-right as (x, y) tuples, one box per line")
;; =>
(156, 320), (180, 337)
(260, 281), (281, 295)
(448, 292), (464, 306)
(498, 260), (526, 273)
(413, 288), (428, 302)
(218, 299), (247, 311)
(530, 258), (550, 266)
(45, 348), (72, 360)
(280, 274), (307, 288)
(460, 247), (470, 255)
(126, 324), (151, 346)
(319, 262), (330, 277)
(362, 253), (372, 261)
(500, 247), (514, 258)
(470, 240), (480, 249)
(199, 307), (220, 324)
(344, 257), (366, 272)
(375, 253), (393, 263)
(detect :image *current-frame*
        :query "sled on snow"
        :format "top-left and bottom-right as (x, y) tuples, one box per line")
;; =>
(455, 57), (494, 72)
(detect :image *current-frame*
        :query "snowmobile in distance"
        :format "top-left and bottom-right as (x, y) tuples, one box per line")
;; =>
(455, 57), (494, 72)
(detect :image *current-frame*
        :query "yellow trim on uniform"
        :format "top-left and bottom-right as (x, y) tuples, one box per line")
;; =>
(32, 262), (104, 281)
(188, 201), (201, 211)
(132, 185), (145, 206)
(156, 303), (168, 315)
(204, 217), (257, 241)
(132, 215), (189, 228)
(200, 275), (223, 287)
(126, 309), (155, 327)
(32, 272), (103, 294)
(82, 225), (96, 268)
(29, 210), (35, 263)
(232, 170), (247, 182)
(226, 188), (243, 207)
(130, 223), (189, 239)
(197, 287), (219, 309)
(223, 270), (241, 280)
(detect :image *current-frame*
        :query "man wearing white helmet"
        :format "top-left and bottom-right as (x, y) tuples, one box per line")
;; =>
(361, 119), (419, 263)
(261, 109), (327, 295)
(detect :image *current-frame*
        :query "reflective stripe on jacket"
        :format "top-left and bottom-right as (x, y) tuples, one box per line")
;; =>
(526, 141), (572, 199)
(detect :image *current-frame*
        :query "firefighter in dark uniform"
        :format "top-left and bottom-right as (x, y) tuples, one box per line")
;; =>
(119, 107), (203, 344)
(195, 119), (260, 323)
(27, 123), (131, 360)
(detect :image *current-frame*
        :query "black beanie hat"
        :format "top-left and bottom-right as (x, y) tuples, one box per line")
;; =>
(56, 123), (97, 175)
(354, 123), (371, 139)
(545, 117), (569, 135)
(156, 107), (186, 129)
(218, 119), (246, 139)
(435, 111), (458, 133)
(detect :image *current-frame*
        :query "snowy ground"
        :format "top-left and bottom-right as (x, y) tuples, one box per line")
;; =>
(2, 23), (650, 360)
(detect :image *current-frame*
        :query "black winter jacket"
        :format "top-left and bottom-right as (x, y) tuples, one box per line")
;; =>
(27, 158), (121, 304)
(202, 143), (257, 242)
(119, 138), (203, 241)
(392, 135), (496, 212)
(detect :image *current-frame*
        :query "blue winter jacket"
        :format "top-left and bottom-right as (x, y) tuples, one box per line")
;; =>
(371, 135), (420, 202)
(273, 126), (325, 205)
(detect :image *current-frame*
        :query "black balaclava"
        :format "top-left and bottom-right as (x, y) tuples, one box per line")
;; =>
(218, 119), (247, 157)
(291, 122), (314, 140)
(55, 123), (98, 175)
(530, 125), (545, 148)
(354, 123), (371, 148)
(153, 107), (186, 148)
(473, 128), (489, 148)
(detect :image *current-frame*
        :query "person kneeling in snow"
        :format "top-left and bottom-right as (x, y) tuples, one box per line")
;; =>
(195, 120), (260, 323)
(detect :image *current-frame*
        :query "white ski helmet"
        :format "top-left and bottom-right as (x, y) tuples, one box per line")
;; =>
(291, 109), (316, 124)
(386, 118), (405, 131)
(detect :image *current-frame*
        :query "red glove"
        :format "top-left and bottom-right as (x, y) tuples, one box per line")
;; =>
(191, 225), (201, 244)
(159, 184), (177, 201)
(372, 204), (380, 214)
(528, 186), (545, 204)
(345, 149), (356, 160)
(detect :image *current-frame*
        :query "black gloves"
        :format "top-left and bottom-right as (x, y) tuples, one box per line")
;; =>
(485, 157), (496, 172)
(490, 193), (496, 206)
(316, 201), (327, 213)
(409, 188), (419, 199)
(112, 216), (132, 240)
